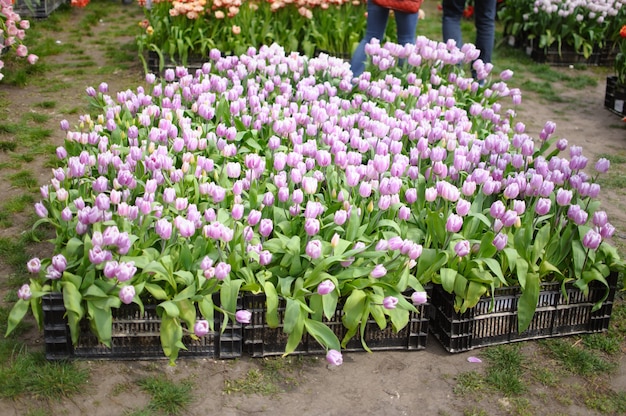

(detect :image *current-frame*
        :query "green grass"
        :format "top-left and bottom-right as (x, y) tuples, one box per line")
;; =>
(0, 141), (17, 152)
(454, 370), (487, 396)
(0, 346), (89, 400)
(35, 101), (57, 109)
(24, 112), (52, 124)
(481, 344), (526, 396)
(540, 338), (616, 377)
(0, 235), (32, 269)
(8, 170), (38, 190)
(3, 194), (35, 214)
(137, 375), (194, 416)
(223, 356), (307, 396)
(596, 153), (626, 165)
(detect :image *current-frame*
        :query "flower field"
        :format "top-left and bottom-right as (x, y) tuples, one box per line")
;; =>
(6, 33), (624, 363)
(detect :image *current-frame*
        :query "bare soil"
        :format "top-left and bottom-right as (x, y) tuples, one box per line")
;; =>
(0, 2), (625, 416)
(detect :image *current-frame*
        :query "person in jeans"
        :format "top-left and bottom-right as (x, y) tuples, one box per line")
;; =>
(350, 1), (419, 78)
(442, 0), (496, 74)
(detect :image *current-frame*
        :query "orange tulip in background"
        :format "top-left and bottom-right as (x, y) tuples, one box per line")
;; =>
(71, 0), (90, 7)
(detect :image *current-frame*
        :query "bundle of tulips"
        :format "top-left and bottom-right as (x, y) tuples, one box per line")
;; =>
(6, 37), (623, 365)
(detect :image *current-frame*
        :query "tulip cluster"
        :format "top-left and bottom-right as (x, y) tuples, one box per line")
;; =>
(6, 39), (623, 363)
(0, 0), (38, 81)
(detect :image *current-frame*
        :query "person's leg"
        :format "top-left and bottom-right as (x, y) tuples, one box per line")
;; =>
(442, 0), (466, 48)
(473, 0), (497, 64)
(350, 1), (390, 77)
(394, 10), (418, 46)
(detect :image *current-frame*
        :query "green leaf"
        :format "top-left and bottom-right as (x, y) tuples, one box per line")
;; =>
(177, 298), (197, 332)
(342, 289), (366, 331)
(160, 315), (185, 364)
(88, 304), (112, 348)
(145, 283), (168, 300)
(264, 282), (280, 328)
(159, 300), (180, 318)
(284, 313), (305, 355)
(304, 318), (340, 351)
(517, 272), (540, 333)
(322, 290), (339, 321)
(5, 299), (29, 337)
(440, 268), (458, 293)
(516, 258), (529, 289)
(199, 295), (215, 329)
(283, 298), (302, 334)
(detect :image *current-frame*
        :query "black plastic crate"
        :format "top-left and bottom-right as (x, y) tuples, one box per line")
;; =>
(146, 51), (208, 77)
(43, 293), (242, 360)
(604, 75), (626, 118)
(13, 0), (67, 18)
(429, 272), (618, 353)
(242, 288), (431, 358)
(523, 38), (603, 66)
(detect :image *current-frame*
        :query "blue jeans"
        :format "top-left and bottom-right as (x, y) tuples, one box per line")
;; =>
(442, 0), (496, 64)
(350, 1), (419, 77)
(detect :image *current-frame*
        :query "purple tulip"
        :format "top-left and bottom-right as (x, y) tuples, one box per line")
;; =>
(411, 291), (427, 305)
(104, 261), (119, 279)
(317, 279), (335, 295)
(454, 240), (470, 257)
(302, 176), (318, 194)
(259, 250), (272, 266)
(359, 182), (372, 198)
(119, 285), (136, 305)
(34, 202), (48, 218)
(116, 261), (137, 282)
(17, 284), (32, 301)
(382, 296), (398, 310)
(501, 210), (518, 227)
(248, 210), (262, 226)
(567, 205), (588, 226)
(582, 229), (602, 250)
(334, 210), (348, 226)
(595, 158), (610, 174)
(326, 349), (343, 366)
(492, 233), (508, 251)
(51, 254), (67, 273)
(155, 218), (173, 240)
(27, 258), (41, 274)
(600, 223), (615, 239)
(370, 264), (387, 279)
(425, 187), (437, 202)
(258, 219), (273, 238)
(446, 214), (463, 233)
(45, 265), (62, 280)
(306, 240), (322, 259)
(214, 262), (231, 280)
(592, 211), (608, 227)
(513, 200), (526, 215)
(304, 218), (320, 236)
(556, 188), (573, 206)
(398, 206), (411, 221)
(535, 198), (552, 216)
(376, 239), (389, 251)
(503, 182), (520, 199)
(235, 310), (252, 324)
(405, 188), (417, 204)
(194, 319), (210, 337)
(456, 199), (471, 216)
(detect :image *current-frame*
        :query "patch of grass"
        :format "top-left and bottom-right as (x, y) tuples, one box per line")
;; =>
(24, 112), (52, 124)
(596, 172), (626, 190)
(8, 170), (38, 191)
(12, 154), (35, 163)
(35, 101), (57, 109)
(596, 153), (626, 165)
(454, 370), (487, 396)
(582, 332), (622, 355)
(0, 347), (89, 399)
(583, 390), (626, 414)
(3, 194), (35, 214)
(17, 126), (53, 147)
(137, 375), (194, 416)
(520, 80), (567, 102)
(482, 344), (526, 396)
(0, 236), (30, 269)
(0, 141), (17, 152)
(462, 408), (489, 416)
(224, 356), (307, 396)
(529, 364), (560, 387)
(564, 74), (597, 89)
(0, 122), (18, 134)
(540, 338), (616, 376)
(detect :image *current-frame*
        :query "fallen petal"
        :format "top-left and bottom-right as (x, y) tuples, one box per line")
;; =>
(467, 356), (482, 363)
